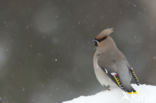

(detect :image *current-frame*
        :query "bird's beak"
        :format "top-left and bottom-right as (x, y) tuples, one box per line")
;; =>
(92, 39), (101, 47)
(92, 39), (97, 43)
(92, 39), (97, 46)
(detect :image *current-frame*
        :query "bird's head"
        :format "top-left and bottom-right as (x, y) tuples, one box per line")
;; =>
(94, 28), (114, 47)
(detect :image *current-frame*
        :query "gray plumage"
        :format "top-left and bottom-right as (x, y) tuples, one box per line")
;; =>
(93, 28), (139, 93)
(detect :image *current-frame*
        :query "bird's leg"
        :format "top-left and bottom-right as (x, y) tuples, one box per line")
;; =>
(106, 87), (111, 91)
(104, 85), (110, 91)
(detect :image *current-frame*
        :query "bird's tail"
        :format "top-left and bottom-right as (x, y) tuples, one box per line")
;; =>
(123, 86), (137, 94)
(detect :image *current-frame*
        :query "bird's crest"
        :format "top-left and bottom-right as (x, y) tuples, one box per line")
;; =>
(95, 28), (114, 40)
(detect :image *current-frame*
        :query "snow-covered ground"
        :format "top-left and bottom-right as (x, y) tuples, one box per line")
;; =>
(63, 84), (156, 103)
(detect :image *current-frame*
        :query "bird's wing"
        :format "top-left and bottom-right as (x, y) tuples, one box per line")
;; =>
(100, 66), (137, 94)
(128, 67), (140, 85)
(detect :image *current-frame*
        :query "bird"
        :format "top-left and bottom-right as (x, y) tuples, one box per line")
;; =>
(93, 28), (140, 94)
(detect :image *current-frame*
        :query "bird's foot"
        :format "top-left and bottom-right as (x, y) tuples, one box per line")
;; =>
(106, 88), (111, 91)
(104, 85), (110, 91)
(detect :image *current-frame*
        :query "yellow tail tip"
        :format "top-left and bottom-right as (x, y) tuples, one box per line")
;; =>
(128, 91), (138, 94)
(133, 91), (138, 94)
(128, 92), (133, 94)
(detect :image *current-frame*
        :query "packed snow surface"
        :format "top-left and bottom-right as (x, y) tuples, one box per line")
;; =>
(63, 84), (156, 103)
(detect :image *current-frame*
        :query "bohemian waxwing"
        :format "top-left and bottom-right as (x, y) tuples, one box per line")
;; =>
(93, 28), (140, 94)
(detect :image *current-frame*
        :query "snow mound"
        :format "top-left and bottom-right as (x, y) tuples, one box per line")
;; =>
(63, 84), (156, 103)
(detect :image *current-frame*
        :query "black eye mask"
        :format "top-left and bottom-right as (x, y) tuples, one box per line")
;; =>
(94, 36), (108, 46)
(96, 36), (108, 42)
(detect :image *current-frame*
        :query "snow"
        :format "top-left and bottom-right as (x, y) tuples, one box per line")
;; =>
(63, 84), (156, 103)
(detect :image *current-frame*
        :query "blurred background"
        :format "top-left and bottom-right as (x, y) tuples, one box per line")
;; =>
(0, 0), (156, 103)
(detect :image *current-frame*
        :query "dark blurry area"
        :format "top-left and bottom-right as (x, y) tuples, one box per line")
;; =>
(0, 0), (156, 103)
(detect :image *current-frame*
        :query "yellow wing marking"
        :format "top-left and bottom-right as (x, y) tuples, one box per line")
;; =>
(113, 75), (121, 87)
